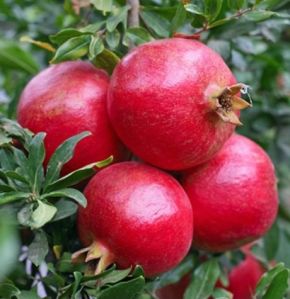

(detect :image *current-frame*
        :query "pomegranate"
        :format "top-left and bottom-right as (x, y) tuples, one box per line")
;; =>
(17, 61), (128, 174)
(75, 161), (193, 277)
(157, 254), (264, 299)
(108, 38), (250, 170)
(182, 134), (278, 252)
(227, 254), (264, 299)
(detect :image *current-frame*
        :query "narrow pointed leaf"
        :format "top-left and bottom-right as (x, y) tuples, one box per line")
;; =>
(46, 156), (113, 192)
(41, 188), (87, 207)
(0, 192), (30, 205)
(28, 133), (46, 194)
(50, 35), (91, 64)
(43, 132), (91, 191)
(92, 48), (120, 75)
(184, 259), (221, 299)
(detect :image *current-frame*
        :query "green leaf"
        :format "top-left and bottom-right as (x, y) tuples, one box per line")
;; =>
(106, 6), (129, 32)
(72, 271), (83, 296)
(0, 219), (19, 281)
(30, 200), (57, 229)
(140, 10), (171, 38)
(98, 276), (145, 299)
(27, 230), (49, 266)
(124, 27), (153, 47)
(255, 263), (287, 296)
(208, 17), (233, 29)
(171, 3), (187, 33)
(0, 192), (30, 205)
(204, 0), (224, 22)
(51, 199), (78, 222)
(90, 0), (113, 13)
(27, 133), (46, 194)
(184, 4), (205, 16)
(212, 287), (233, 299)
(5, 171), (29, 184)
(50, 35), (91, 64)
(88, 36), (104, 60)
(106, 30), (121, 49)
(0, 39), (39, 74)
(227, 0), (245, 10)
(43, 131), (91, 191)
(17, 288), (40, 299)
(262, 269), (289, 299)
(244, 10), (276, 22)
(263, 221), (280, 260)
(184, 259), (221, 299)
(41, 188), (87, 207)
(0, 281), (20, 298)
(46, 156), (113, 191)
(50, 29), (86, 45)
(92, 48), (120, 75)
(0, 148), (17, 171)
(0, 185), (15, 192)
(99, 267), (132, 286)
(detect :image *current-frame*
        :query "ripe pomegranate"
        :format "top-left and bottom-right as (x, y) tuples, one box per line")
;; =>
(108, 38), (250, 171)
(182, 134), (278, 252)
(75, 161), (193, 277)
(17, 61), (128, 174)
(157, 254), (264, 299)
(227, 254), (264, 299)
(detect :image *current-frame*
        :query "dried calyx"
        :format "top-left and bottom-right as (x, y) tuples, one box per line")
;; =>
(72, 241), (115, 275)
(210, 83), (252, 125)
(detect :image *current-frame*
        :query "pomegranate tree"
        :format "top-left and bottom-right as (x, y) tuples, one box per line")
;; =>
(108, 38), (250, 171)
(182, 134), (278, 252)
(17, 61), (128, 174)
(75, 161), (193, 277)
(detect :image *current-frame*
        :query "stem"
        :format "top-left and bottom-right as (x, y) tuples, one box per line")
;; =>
(127, 0), (140, 27)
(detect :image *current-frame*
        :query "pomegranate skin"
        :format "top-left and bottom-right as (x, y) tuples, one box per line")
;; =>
(17, 61), (128, 174)
(78, 161), (193, 277)
(108, 38), (238, 170)
(182, 134), (278, 252)
(227, 254), (264, 299)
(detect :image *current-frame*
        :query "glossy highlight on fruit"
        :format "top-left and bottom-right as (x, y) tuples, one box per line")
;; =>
(108, 38), (250, 170)
(182, 134), (278, 252)
(17, 61), (128, 174)
(76, 161), (193, 277)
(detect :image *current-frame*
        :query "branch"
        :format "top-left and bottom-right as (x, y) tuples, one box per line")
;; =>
(127, 0), (140, 27)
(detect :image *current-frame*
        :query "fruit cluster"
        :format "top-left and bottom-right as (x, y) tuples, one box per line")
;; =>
(17, 38), (278, 298)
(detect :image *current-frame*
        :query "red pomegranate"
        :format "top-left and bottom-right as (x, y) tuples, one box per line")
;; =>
(227, 254), (264, 299)
(156, 254), (264, 299)
(182, 134), (278, 252)
(75, 161), (193, 277)
(108, 38), (250, 171)
(17, 61), (128, 174)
